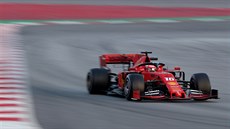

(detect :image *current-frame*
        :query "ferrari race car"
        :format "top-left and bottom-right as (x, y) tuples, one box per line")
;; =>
(86, 51), (218, 101)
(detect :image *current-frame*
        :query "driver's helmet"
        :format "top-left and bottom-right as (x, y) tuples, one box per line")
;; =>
(145, 65), (156, 72)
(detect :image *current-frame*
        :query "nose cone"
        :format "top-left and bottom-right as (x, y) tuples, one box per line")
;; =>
(171, 90), (186, 98)
(175, 91), (182, 97)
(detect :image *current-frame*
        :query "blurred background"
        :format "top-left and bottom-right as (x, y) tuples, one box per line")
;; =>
(0, 0), (230, 129)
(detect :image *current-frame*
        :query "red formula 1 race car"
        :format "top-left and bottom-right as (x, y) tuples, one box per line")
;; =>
(86, 51), (218, 101)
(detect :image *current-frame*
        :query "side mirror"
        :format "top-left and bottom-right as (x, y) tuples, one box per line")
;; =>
(174, 66), (181, 71)
(158, 63), (165, 66)
(150, 57), (158, 60)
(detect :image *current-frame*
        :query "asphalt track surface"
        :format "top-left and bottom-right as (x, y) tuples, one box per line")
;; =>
(20, 21), (230, 129)
(0, 0), (229, 8)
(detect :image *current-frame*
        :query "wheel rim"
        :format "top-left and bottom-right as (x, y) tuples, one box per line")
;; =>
(124, 78), (131, 97)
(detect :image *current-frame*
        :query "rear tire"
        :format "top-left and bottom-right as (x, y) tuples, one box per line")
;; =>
(124, 74), (144, 101)
(87, 68), (109, 94)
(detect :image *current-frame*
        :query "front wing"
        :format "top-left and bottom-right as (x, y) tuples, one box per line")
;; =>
(132, 89), (219, 100)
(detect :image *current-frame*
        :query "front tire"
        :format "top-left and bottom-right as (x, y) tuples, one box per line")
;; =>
(87, 68), (109, 94)
(124, 74), (144, 101)
(190, 73), (211, 100)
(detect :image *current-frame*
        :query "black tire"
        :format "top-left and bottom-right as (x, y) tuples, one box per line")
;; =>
(124, 74), (145, 101)
(87, 68), (109, 94)
(190, 73), (211, 94)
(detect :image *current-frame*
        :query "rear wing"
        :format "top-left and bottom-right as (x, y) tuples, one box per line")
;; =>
(99, 54), (143, 67)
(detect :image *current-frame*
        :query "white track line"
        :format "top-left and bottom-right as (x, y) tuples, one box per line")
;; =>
(145, 19), (180, 23)
(0, 100), (27, 104)
(0, 107), (28, 112)
(0, 89), (27, 93)
(192, 18), (225, 21)
(0, 94), (28, 98)
(0, 17), (229, 26)
(2, 122), (38, 129)
(0, 54), (25, 58)
(0, 64), (25, 67)
(13, 22), (43, 26)
(46, 21), (86, 24)
(0, 71), (26, 75)
(0, 57), (25, 61)
(0, 75), (25, 79)
(0, 114), (29, 118)
(0, 60), (23, 64)
(99, 20), (132, 24)
(0, 80), (26, 83)
(0, 68), (25, 71)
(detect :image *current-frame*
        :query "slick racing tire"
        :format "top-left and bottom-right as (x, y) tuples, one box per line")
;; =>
(124, 74), (144, 101)
(190, 73), (211, 100)
(87, 68), (109, 94)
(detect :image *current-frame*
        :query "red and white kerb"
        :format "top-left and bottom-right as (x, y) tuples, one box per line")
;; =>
(0, 25), (41, 129)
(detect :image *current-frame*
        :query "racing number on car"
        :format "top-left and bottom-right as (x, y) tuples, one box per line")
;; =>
(165, 77), (175, 81)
